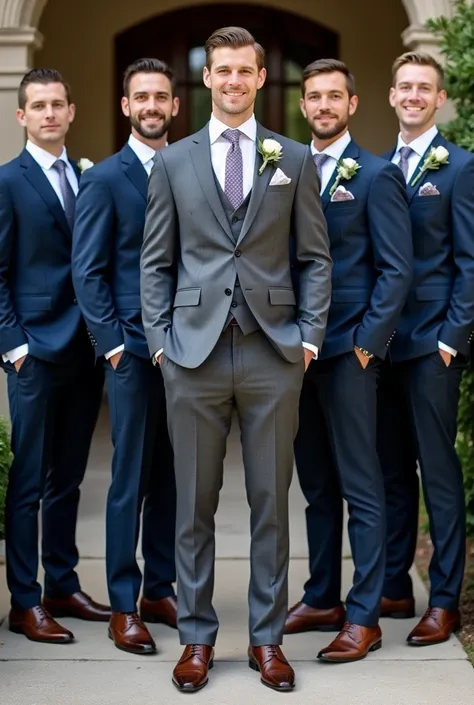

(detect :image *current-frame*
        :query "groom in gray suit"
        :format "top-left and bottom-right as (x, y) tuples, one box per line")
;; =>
(141, 26), (331, 692)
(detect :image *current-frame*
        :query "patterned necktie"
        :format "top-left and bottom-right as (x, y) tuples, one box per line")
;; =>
(313, 152), (330, 179)
(223, 129), (244, 209)
(52, 159), (76, 230)
(398, 146), (413, 182)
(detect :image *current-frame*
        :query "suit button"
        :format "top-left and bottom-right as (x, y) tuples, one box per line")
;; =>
(232, 216), (239, 224)
(73, 298), (77, 304)
(235, 249), (241, 257)
(231, 301), (238, 308)
(225, 288), (232, 296)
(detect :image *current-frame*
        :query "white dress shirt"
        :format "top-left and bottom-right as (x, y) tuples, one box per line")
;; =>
(104, 135), (159, 361)
(391, 125), (456, 358)
(3, 141), (78, 364)
(310, 130), (352, 194)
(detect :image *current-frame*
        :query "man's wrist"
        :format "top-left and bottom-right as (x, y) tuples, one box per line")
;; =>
(152, 348), (164, 365)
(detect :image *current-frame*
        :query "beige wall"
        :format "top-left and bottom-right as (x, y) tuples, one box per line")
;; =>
(35, 0), (408, 159)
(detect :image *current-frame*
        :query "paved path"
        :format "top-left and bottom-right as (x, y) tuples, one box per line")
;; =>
(1, 406), (473, 704)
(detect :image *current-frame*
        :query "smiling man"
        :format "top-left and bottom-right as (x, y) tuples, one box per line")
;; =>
(140, 26), (331, 692)
(72, 59), (179, 655)
(0, 69), (108, 644)
(377, 52), (474, 646)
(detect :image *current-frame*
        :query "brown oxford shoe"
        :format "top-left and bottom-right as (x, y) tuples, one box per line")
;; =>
(284, 601), (346, 634)
(248, 645), (295, 692)
(407, 607), (461, 646)
(172, 645), (214, 692)
(139, 595), (177, 629)
(318, 622), (382, 663)
(9, 605), (74, 644)
(108, 612), (157, 655)
(43, 591), (111, 622)
(380, 596), (415, 619)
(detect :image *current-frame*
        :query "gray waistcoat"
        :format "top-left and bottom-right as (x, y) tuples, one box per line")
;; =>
(213, 175), (260, 335)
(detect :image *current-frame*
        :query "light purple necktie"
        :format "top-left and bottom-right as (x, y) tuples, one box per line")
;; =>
(223, 129), (244, 209)
(313, 152), (330, 179)
(398, 146), (413, 182)
(52, 159), (76, 230)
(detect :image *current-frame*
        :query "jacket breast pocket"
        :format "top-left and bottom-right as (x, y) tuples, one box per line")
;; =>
(173, 288), (201, 308)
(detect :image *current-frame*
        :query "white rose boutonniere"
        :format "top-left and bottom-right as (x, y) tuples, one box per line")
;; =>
(411, 146), (449, 187)
(77, 158), (94, 173)
(257, 138), (283, 175)
(329, 157), (361, 196)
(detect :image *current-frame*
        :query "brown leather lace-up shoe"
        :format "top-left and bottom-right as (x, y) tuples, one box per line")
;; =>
(318, 622), (382, 663)
(43, 591), (111, 622)
(407, 607), (460, 646)
(248, 645), (295, 691)
(139, 595), (177, 629)
(172, 645), (214, 692)
(108, 611), (156, 655)
(380, 596), (415, 619)
(9, 605), (74, 644)
(284, 602), (346, 634)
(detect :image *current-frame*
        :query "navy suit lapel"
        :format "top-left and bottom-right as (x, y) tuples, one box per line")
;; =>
(121, 143), (148, 201)
(190, 126), (234, 242)
(70, 159), (81, 183)
(321, 140), (361, 212)
(407, 132), (447, 204)
(238, 123), (275, 244)
(20, 149), (70, 236)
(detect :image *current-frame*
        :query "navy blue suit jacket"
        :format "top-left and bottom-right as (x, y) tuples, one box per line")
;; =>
(307, 140), (412, 360)
(72, 143), (149, 359)
(0, 149), (85, 363)
(383, 132), (474, 361)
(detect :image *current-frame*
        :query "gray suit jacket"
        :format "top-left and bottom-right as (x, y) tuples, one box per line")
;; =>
(140, 122), (332, 369)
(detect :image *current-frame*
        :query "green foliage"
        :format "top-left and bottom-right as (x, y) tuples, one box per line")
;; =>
(0, 416), (11, 540)
(428, 1), (474, 534)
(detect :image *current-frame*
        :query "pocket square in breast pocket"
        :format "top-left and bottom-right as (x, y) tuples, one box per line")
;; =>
(269, 168), (291, 186)
(418, 182), (440, 196)
(331, 185), (355, 202)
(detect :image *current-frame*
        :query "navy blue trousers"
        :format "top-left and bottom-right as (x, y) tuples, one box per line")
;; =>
(5, 351), (103, 609)
(294, 352), (385, 627)
(104, 352), (175, 612)
(378, 353), (466, 609)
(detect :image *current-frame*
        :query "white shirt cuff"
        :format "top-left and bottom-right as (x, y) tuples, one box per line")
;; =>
(302, 342), (318, 360)
(104, 344), (125, 360)
(438, 341), (457, 357)
(153, 348), (164, 365)
(3, 343), (29, 363)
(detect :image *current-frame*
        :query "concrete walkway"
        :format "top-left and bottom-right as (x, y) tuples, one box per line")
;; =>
(1, 407), (473, 704)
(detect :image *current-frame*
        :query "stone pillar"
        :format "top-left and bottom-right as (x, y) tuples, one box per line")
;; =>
(0, 27), (42, 418)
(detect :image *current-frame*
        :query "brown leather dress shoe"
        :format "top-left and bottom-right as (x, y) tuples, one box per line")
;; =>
(108, 612), (157, 655)
(139, 595), (177, 629)
(172, 645), (214, 692)
(248, 645), (295, 692)
(407, 607), (461, 646)
(9, 605), (74, 644)
(284, 602), (346, 634)
(43, 591), (111, 622)
(380, 596), (415, 619)
(318, 622), (382, 663)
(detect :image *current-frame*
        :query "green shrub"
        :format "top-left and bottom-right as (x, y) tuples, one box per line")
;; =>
(0, 416), (12, 541)
(428, 0), (474, 535)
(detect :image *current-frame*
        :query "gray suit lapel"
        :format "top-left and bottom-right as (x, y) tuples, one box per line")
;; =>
(190, 126), (234, 242)
(238, 124), (275, 245)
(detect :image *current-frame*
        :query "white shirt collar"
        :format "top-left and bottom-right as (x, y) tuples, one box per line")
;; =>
(26, 140), (69, 170)
(209, 113), (257, 144)
(310, 131), (352, 161)
(128, 133), (156, 165)
(396, 125), (438, 158)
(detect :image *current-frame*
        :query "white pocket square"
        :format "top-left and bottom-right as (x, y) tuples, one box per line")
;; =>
(331, 185), (355, 202)
(418, 182), (440, 196)
(269, 168), (291, 186)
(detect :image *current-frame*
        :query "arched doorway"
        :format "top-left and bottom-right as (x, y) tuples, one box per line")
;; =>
(114, 3), (338, 147)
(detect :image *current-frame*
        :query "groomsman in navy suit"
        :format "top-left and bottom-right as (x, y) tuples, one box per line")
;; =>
(0, 69), (109, 643)
(72, 59), (178, 654)
(285, 60), (412, 662)
(378, 52), (474, 646)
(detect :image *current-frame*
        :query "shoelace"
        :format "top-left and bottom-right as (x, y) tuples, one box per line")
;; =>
(124, 612), (142, 628)
(341, 621), (356, 634)
(423, 608), (440, 623)
(33, 605), (52, 624)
